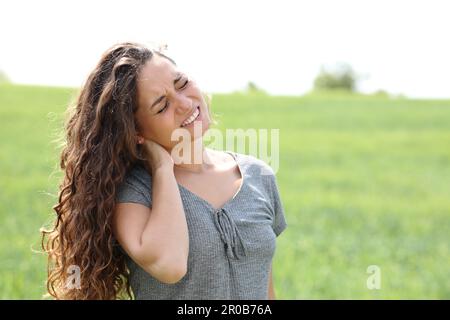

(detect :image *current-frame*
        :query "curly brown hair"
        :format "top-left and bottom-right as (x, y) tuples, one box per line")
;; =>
(40, 42), (179, 299)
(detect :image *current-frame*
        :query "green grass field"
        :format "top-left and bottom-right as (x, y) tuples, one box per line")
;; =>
(0, 84), (449, 299)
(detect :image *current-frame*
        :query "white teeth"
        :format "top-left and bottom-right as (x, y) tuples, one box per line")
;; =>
(181, 107), (200, 127)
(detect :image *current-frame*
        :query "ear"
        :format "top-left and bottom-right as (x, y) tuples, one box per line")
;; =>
(136, 134), (144, 145)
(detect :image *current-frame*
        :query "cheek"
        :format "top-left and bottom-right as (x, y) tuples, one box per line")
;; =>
(143, 114), (179, 143)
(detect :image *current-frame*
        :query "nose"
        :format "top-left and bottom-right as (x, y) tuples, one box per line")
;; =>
(174, 93), (192, 115)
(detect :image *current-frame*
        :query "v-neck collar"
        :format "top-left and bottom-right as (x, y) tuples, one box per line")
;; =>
(177, 150), (245, 213)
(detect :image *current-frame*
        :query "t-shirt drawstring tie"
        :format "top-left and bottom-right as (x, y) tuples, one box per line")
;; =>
(213, 208), (248, 260)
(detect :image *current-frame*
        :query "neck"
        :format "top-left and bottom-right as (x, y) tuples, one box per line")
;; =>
(172, 144), (214, 174)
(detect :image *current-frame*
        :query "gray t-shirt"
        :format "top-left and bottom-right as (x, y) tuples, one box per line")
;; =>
(115, 151), (287, 300)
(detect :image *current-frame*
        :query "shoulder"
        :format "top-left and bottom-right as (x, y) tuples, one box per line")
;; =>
(121, 164), (151, 186)
(116, 163), (152, 201)
(115, 163), (153, 206)
(228, 152), (280, 199)
(228, 151), (276, 177)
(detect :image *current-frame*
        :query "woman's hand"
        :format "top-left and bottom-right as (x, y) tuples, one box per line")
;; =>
(141, 139), (174, 172)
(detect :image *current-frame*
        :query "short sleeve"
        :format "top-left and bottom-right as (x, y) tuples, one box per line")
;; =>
(266, 173), (287, 237)
(115, 165), (152, 208)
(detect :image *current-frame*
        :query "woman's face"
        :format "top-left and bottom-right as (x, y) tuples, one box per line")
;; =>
(134, 54), (211, 150)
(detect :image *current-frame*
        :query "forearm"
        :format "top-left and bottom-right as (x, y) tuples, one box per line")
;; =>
(268, 285), (276, 300)
(140, 166), (189, 268)
(268, 265), (276, 300)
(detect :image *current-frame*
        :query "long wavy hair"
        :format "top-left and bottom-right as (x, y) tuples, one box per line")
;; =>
(40, 42), (185, 299)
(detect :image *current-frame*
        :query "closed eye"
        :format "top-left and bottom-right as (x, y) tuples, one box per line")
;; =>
(156, 78), (190, 114)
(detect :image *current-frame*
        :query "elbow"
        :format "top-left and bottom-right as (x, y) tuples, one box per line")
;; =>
(160, 266), (187, 284)
(144, 256), (188, 284)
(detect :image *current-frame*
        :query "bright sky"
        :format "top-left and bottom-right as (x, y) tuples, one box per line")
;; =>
(1, 0), (449, 98)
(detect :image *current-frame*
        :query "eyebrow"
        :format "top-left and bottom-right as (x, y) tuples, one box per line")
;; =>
(150, 73), (184, 110)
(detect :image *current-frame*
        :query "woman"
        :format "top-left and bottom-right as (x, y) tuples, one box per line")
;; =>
(41, 42), (287, 300)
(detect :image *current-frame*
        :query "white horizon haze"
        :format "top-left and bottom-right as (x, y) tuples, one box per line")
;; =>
(0, 0), (449, 99)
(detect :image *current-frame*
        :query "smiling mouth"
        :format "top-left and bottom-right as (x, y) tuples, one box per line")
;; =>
(180, 106), (200, 127)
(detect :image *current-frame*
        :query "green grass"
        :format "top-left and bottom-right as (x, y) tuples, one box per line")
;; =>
(1, 84), (449, 299)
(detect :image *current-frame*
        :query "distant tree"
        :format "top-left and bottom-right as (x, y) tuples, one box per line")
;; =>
(313, 63), (357, 92)
(246, 81), (266, 94)
(372, 89), (390, 98)
(0, 70), (10, 83)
